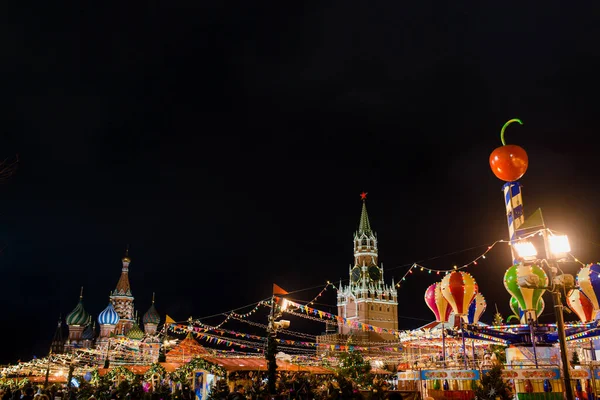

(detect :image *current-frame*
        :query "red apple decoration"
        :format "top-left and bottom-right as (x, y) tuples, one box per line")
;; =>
(489, 119), (529, 182)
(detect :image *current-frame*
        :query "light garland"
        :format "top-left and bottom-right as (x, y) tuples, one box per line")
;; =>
(395, 229), (587, 287)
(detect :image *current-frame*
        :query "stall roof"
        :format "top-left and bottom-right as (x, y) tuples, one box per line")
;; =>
(95, 358), (333, 376)
(97, 362), (181, 376)
(371, 368), (394, 375)
(202, 357), (333, 374)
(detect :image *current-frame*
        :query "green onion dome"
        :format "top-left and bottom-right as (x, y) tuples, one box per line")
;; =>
(142, 303), (160, 325)
(66, 299), (91, 326)
(127, 322), (145, 340)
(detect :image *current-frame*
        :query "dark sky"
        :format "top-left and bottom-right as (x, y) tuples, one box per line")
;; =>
(2, 3), (600, 363)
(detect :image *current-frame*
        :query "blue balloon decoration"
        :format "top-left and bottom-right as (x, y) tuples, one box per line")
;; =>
(543, 379), (552, 392)
(84, 372), (92, 382)
(577, 263), (600, 313)
(466, 293), (486, 324)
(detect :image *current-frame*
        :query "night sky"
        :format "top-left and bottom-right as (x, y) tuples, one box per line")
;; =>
(2, 3), (600, 363)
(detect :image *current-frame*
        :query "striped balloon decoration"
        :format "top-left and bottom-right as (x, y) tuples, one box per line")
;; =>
(567, 288), (595, 323)
(441, 271), (478, 316)
(465, 292), (486, 324)
(577, 263), (600, 314)
(504, 264), (547, 320)
(425, 282), (452, 322)
(509, 296), (544, 324)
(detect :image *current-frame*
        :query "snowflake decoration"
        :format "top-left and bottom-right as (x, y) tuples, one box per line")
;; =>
(488, 387), (496, 397)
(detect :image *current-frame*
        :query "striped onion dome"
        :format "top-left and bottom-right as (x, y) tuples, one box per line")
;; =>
(98, 302), (120, 325)
(82, 324), (95, 340)
(142, 303), (160, 325)
(127, 322), (145, 340)
(66, 299), (91, 326)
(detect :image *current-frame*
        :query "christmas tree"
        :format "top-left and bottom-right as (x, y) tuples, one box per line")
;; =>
(337, 349), (373, 388)
(571, 350), (580, 366)
(492, 304), (504, 326)
(474, 365), (512, 400)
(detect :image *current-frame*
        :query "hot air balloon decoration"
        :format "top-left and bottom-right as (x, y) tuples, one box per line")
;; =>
(504, 264), (548, 322)
(567, 288), (595, 323)
(465, 292), (486, 324)
(577, 263), (600, 319)
(424, 282), (452, 366)
(441, 271), (479, 316)
(425, 283), (452, 322)
(441, 271), (478, 368)
(508, 296), (544, 324)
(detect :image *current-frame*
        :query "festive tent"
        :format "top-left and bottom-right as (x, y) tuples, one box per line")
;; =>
(165, 332), (210, 363)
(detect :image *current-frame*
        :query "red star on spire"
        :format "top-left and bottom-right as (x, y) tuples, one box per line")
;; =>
(360, 192), (368, 200)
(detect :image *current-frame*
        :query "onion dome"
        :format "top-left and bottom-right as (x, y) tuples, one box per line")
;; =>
(66, 288), (91, 326)
(143, 295), (160, 325)
(127, 322), (145, 340)
(82, 323), (96, 340)
(122, 247), (131, 264)
(98, 302), (120, 325)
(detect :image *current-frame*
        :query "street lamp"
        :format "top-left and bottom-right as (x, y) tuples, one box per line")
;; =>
(514, 231), (574, 400)
(266, 295), (290, 396)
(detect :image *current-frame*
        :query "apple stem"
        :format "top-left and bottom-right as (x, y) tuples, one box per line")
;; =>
(500, 119), (523, 145)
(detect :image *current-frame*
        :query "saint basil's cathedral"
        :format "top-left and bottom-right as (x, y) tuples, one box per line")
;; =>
(50, 250), (162, 363)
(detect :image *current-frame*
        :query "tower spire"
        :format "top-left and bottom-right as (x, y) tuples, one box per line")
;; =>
(80, 286), (84, 300)
(358, 192), (372, 235)
(152, 292), (155, 304)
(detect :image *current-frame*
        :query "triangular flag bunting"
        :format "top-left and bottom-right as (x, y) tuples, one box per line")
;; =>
(273, 283), (289, 295)
(165, 315), (176, 325)
(517, 208), (546, 233)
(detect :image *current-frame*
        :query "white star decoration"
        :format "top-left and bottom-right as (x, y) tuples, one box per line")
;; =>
(488, 387), (496, 397)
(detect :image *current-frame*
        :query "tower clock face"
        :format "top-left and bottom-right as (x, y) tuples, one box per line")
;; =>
(351, 267), (361, 282)
(368, 265), (381, 281)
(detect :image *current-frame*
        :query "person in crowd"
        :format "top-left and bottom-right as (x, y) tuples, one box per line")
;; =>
(22, 387), (35, 400)
(227, 385), (246, 400)
(10, 389), (21, 400)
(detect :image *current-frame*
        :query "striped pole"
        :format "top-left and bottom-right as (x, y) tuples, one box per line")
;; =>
(503, 181), (525, 263)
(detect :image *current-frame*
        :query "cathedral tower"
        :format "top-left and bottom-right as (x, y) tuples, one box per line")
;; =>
(110, 249), (135, 334)
(336, 193), (398, 341)
(98, 299), (120, 341)
(65, 287), (92, 352)
(143, 293), (160, 335)
(50, 316), (65, 355)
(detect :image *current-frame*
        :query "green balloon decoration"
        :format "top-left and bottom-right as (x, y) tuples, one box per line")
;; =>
(504, 264), (548, 321)
(508, 296), (545, 324)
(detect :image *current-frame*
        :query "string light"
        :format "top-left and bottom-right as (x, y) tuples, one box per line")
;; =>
(393, 229), (588, 288)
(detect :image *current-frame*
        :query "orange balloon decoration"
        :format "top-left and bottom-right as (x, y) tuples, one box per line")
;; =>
(440, 271), (478, 316)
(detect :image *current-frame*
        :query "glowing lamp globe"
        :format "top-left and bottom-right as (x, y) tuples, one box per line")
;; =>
(440, 271), (478, 316)
(489, 119), (529, 182)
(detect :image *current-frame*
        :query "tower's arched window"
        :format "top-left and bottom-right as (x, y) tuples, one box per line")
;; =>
(379, 306), (382, 311)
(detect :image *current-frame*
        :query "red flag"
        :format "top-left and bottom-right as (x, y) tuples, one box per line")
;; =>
(273, 283), (288, 295)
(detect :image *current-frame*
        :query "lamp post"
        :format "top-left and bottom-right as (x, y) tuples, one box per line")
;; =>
(514, 231), (574, 400)
(266, 296), (290, 396)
